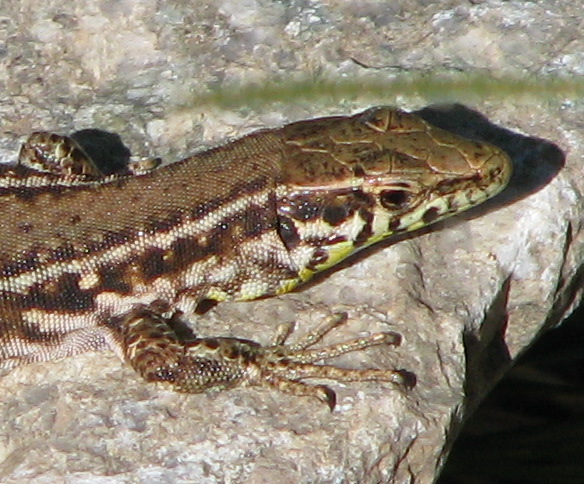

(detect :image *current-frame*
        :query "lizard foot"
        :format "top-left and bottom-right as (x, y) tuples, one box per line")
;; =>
(121, 307), (415, 410)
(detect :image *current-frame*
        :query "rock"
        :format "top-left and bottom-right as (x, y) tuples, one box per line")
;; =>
(0, 1), (581, 483)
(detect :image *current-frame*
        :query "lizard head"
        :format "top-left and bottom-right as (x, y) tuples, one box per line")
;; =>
(275, 107), (512, 282)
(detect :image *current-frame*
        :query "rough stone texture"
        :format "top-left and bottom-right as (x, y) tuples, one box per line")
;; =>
(0, 1), (581, 483)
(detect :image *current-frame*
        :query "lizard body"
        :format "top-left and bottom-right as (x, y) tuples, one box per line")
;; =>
(0, 107), (512, 407)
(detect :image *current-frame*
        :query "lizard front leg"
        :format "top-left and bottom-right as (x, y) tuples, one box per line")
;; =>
(119, 305), (415, 410)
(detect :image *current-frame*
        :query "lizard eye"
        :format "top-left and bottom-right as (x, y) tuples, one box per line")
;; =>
(380, 189), (411, 209)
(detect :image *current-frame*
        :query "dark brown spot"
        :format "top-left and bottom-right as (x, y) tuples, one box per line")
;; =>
(308, 248), (329, 270)
(24, 273), (95, 311)
(110, 234), (213, 292)
(167, 236), (213, 272)
(322, 202), (348, 226)
(203, 339), (220, 350)
(139, 247), (168, 280)
(277, 215), (300, 250)
(223, 345), (242, 359)
(388, 217), (401, 232)
(422, 207), (440, 224)
(355, 208), (374, 247)
(97, 264), (132, 294)
(195, 299), (218, 315)
(243, 205), (273, 238)
(325, 234), (348, 245)
(284, 195), (322, 221)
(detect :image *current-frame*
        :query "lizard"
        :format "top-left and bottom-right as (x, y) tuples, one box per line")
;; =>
(0, 106), (512, 409)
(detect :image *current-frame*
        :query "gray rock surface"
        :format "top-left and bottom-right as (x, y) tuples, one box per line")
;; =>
(0, 1), (582, 483)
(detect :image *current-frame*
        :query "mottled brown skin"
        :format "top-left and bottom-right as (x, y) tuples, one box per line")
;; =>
(0, 107), (512, 408)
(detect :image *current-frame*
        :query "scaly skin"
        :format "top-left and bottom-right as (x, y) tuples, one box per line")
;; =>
(0, 106), (512, 408)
